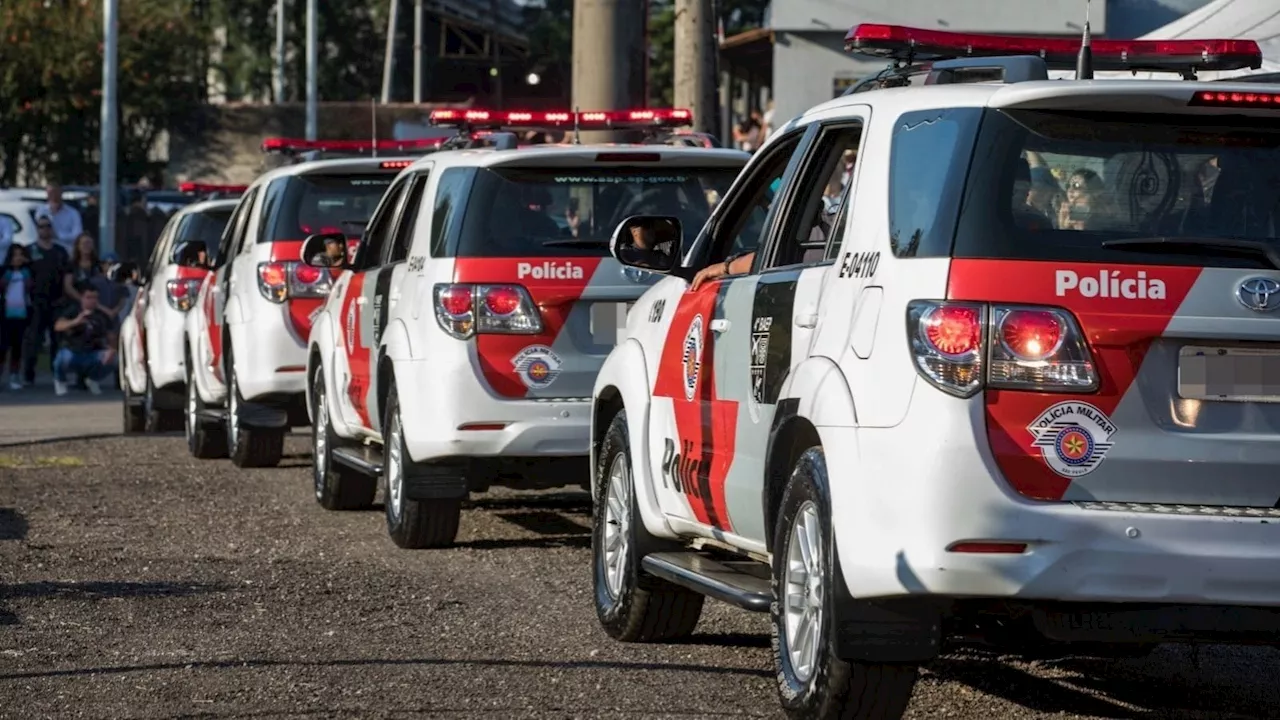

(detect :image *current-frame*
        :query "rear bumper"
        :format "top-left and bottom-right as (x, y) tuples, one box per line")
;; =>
(233, 306), (309, 402)
(827, 385), (1280, 609)
(395, 356), (590, 464)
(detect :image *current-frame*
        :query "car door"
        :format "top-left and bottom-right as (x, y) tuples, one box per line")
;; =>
(647, 127), (812, 536)
(138, 218), (177, 370)
(205, 189), (257, 385)
(332, 173), (413, 432)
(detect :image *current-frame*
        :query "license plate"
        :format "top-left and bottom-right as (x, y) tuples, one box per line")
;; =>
(590, 302), (632, 345)
(1177, 345), (1280, 402)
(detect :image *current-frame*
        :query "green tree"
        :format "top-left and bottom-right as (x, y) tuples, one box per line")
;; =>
(0, 0), (208, 185)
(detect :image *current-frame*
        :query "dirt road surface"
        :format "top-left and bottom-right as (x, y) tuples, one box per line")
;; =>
(1, 391), (1278, 719)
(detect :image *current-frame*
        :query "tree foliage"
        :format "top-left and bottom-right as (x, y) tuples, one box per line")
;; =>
(0, 0), (208, 185)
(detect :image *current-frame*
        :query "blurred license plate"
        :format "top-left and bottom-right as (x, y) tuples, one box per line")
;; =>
(1178, 345), (1280, 402)
(590, 302), (633, 345)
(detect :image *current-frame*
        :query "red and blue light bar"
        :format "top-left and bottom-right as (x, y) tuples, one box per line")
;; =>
(428, 107), (693, 130)
(260, 137), (448, 153)
(179, 182), (248, 194)
(844, 24), (1263, 73)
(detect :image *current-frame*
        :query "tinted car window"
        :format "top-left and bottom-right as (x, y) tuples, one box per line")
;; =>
(887, 108), (982, 258)
(450, 166), (740, 258)
(259, 173), (394, 242)
(175, 208), (233, 248)
(952, 109), (1280, 268)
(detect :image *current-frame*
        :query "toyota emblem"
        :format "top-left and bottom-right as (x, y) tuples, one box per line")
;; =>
(1236, 276), (1280, 312)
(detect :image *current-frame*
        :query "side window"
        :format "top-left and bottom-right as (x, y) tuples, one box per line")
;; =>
(385, 172), (430, 265)
(707, 130), (806, 264)
(356, 176), (410, 270)
(214, 190), (255, 269)
(888, 108), (979, 258)
(824, 182), (852, 262)
(256, 178), (287, 244)
(765, 122), (863, 270)
(430, 168), (471, 257)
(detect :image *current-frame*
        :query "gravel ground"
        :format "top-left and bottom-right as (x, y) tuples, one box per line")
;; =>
(1, 406), (1279, 719)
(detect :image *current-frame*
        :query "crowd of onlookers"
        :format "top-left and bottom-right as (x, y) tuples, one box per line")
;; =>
(1, 185), (138, 397)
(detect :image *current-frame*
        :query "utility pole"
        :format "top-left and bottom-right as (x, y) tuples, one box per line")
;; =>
(99, 0), (119, 256)
(412, 0), (422, 104)
(673, 0), (715, 135)
(305, 0), (318, 140)
(274, 0), (286, 103)
(491, 0), (502, 109)
(381, 0), (398, 103)
(572, 0), (644, 142)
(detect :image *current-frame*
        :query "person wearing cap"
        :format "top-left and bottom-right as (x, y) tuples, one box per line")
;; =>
(310, 236), (348, 267)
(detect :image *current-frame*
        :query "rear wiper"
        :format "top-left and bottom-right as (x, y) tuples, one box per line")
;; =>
(1101, 236), (1280, 271)
(541, 238), (607, 248)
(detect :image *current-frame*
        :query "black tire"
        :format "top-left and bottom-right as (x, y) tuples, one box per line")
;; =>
(311, 368), (375, 510)
(771, 447), (918, 720)
(593, 410), (704, 642)
(142, 372), (181, 433)
(185, 347), (228, 459)
(121, 352), (145, 435)
(226, 345), (284, 469)
(382, 380), (462, 549)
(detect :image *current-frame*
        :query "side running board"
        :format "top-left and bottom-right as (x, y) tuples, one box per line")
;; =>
(331, 445), (383, 477)
(641, 551), (773, 613)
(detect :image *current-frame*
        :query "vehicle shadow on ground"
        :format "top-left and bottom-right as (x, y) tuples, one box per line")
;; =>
(928, 648), (1280, 718)
(454, 492), (594, 550)
(0, 508), (28, 625)
(0, 654), (773, 683)
(0, 580), (227, 628)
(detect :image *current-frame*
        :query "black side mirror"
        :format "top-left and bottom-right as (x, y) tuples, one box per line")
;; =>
(172, 240), (208, 268)
(301, 231), (349, 269)
(609, 215), (682, 275)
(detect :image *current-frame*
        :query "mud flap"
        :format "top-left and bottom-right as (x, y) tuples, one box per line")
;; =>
(234, 402), (290, 430)
(833, 590), (946, 663)
(404, 465), (470, 501)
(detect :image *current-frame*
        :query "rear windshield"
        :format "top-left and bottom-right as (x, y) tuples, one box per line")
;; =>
(453, 166), (740, 257)
(175, 208), (233, 247)
(926, 108), (1280, 268)
(260, 173), (393, 242)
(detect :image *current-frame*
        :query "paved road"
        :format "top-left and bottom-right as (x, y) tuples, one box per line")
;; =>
(1, 402), (1279, 718)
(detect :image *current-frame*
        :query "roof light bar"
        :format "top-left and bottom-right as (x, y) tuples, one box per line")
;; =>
(844, 24), (1263, 73)
(260, 137), (446, 153)
(1190, 90), (1280, 108)
(428, 108), (693, 131)
(178, 182), (248, 194)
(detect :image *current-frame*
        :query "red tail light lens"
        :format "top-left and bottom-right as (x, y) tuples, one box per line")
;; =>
(433, 283), (542, 339)
(907, 301), (1097, 398)
(257, 261), (331, 303)
(998, 309), (1062, 361)
(483, 287), (521, 315)
(165, 278), (202, 311)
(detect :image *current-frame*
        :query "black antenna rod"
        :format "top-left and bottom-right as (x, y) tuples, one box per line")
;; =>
(1075, 0), (1094, 80)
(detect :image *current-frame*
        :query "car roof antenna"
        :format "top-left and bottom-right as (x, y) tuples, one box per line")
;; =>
(1075, 0), (1094, 80)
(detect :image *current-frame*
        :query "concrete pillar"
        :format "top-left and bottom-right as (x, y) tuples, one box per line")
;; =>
(572, 0), (645, 143)
(673, 0), (716, 134)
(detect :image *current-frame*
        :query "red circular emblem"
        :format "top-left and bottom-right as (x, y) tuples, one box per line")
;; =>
(528, 360), (550, 381)
(1055, 427), (1091, 464)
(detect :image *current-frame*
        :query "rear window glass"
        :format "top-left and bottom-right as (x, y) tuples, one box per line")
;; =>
(175, 208), (233, 248)
(950, 109), (1280, 268)
(452, 166), (740, 257)
(260, 173), (393, 242)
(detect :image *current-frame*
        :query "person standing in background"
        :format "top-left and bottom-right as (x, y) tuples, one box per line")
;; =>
(21, 217), (69, 386)
(36, 184), (85, 254)
(1, 244), (33, 390)
(760, 99), (775, 144)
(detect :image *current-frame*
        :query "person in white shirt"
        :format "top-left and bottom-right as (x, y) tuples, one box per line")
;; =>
(36, 184), (84, 254)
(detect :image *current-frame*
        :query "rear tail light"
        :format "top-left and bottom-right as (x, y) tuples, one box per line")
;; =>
(433, 283), (543, 339)
(257, 261), (331, 303)
(907, 301), (1097, 398)
(165, 278), (203, 311)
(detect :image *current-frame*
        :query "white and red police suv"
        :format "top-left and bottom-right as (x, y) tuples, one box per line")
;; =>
(120, 188), (243, 434)
(183, 137), (442, 468)
(589, 25), (1280, 719)
(301, 109), (749, 549)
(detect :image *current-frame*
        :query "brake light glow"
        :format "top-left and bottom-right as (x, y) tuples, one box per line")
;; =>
(908, 301), (1097, 398)
(257, 261), (331, 303)
(260, 137), (445, 153)
(433, 283), (543, 339)
(845, 23), (1263, 73)
(179, 182), (248, 195)
(947, 542), (1028, 554)
(428, 107), (693, 130)
(165, 278), (202, 311)
(380, 160), (414, 169)
(1190, 90), (1280, 108)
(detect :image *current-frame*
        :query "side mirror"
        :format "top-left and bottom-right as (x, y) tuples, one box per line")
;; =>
(609, 215), (682, 275)
(172, 240), (207, 268)
(301, 231), (349, 269)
